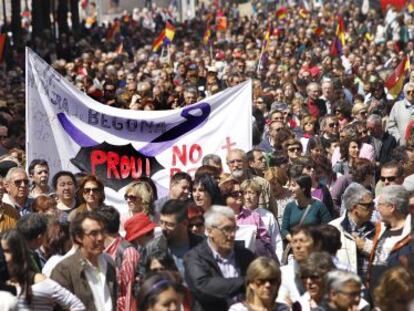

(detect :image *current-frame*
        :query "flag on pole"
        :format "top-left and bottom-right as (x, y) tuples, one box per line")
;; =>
(115, 42), (123, 54)
(329, 37), (343, 57)
(299, 7), (310, 19)
(165, 22), (176, 43)
(385, 56), (410, 99)
(152, 31), (166, 52)
(276, 7), (288, 20)
(106, 20), (121, 41)
(336, 15), (346, 46)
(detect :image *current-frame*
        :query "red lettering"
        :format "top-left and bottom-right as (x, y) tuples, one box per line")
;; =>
(172, 145), (187, 166)
(106, 152), (120, 179)
(119, 155), (130, 179)
(90, 150), (106, 175)
(131, 157), (143, 178)
(189, 144), (202, 163)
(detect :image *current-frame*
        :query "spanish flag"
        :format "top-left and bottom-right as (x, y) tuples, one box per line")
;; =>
(165, 21), (176, 43)
(152, 30), (166, 52)
(276, 7), (288, 20)
(299, 7), (310, 19)
(203, 27), (211, 45)
(385, 56), (410, 99)
(336, 15), (345, 46)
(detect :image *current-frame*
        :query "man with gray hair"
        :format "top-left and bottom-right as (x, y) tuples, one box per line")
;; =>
(3, 167), (32, 216)
(369, 185), (412, 288)
(184, 205), (255, 311)
(366, 114), (396, 165)
(329, 183), (375, 282)
(321, 270), (363, 311)
(387, 82), (414, 145)
(201, 154), (223, 172)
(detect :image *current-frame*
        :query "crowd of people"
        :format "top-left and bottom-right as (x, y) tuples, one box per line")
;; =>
(1, 0), (414, 310)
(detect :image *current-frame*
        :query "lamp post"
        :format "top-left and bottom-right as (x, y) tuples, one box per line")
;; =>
(2, 0), (7, 30)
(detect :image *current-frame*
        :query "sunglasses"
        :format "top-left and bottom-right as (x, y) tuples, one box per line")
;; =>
(380, 176), (397, 182)
(407, 90), (414, 95)
(83, 187), (100, 194)
(328, 122), (339, 128)
(230, 191), (243, 198)
(288, 147), (301, 152)
(124, 194), (139, 201)
(14, 179), (30, 187)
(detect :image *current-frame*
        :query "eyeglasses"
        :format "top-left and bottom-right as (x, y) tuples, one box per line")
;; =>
(13, 179), (30, 187)
(357, 201), (374, 210)
(328, 122), (339, 128)
(229, 191), (243, 198)
(288, 147), (301, 152)
(407, 90), (414, 95)
(83, 187), (100, 194)
(213, 225), (238, 235)
(124, 194), (140, 201)
(84, 229), (106, 238)
(228, 159), (243, 164)
(380, 176), (397, 182)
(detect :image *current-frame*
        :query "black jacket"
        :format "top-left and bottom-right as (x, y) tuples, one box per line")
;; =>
(184, 240), (255, 311)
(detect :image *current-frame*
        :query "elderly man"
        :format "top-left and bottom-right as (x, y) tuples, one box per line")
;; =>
(387, 82), (414, 145)
(51, 211), (117, 311)
(369, 185), (412, 288)
(226, 148), (276, 215)
(184, 205), (255, 311)
(306, 82), (326, 118)
(320, 270), (363, 311)
(329, 183), (375, 281)
(366, 114), (396, 165)
(3, 167), (32, 216)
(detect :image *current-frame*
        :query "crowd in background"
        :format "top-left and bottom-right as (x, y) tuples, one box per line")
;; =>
(1, 0), (414, 310)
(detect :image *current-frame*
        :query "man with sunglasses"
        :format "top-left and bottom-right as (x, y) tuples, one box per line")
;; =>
(3, 167), (32, 216)
(387, 82), (414, 145)
(329, 183), (375, 283)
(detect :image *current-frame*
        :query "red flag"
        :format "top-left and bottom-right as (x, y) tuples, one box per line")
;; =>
(380, 0), (406, 11)
(0, 34), (6, 63)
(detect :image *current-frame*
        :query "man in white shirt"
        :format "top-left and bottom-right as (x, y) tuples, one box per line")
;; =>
(51, 211), (117, 311)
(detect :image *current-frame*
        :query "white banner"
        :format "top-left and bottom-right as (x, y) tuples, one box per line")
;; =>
(26, 48), (252, 214)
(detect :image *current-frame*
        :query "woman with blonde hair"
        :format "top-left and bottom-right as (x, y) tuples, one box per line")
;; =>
(374, 266), (414, 311)
(124, 179), (155, 218)
(229, 257), (289, 311)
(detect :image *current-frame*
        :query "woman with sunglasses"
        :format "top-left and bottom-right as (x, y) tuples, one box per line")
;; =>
(229, 257), (288, 311)
(298, 252), (335, 311)
(123, 179), (155, 218)
(68, 175), (106, 222)
(282, 138), (303, 163)
(219, 178), (274, 257)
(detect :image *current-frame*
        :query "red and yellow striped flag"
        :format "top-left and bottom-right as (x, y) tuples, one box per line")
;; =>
(385, 56), (410, 99)
(336, 15), (345, 46)
(299, 7), (310, 19)
(276, 7), (288, 20)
